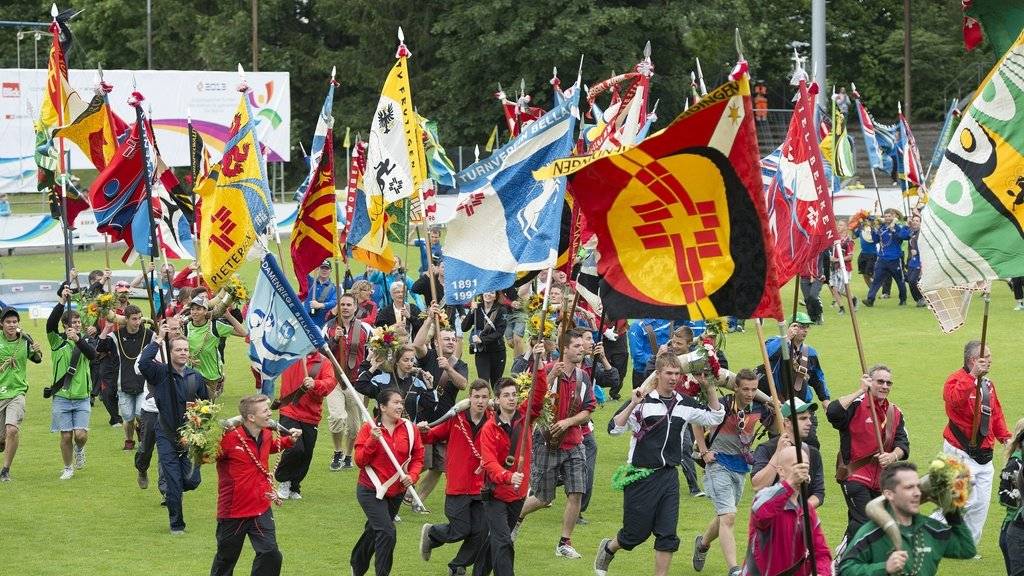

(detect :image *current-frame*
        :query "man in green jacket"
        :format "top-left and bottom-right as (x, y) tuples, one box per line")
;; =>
(47, 285), (98, 480)
(838, 461), (975, 576)
(0, 307), (43, 481)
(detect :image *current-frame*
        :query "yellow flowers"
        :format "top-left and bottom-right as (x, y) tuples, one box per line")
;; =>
(225, 275), (250, 303)
(179, 399), (224, 470)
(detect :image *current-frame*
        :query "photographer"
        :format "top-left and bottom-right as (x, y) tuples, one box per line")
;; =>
(462, 292), (508, 385)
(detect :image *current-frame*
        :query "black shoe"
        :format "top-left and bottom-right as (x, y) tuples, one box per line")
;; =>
(343, 455), (353, 469)
(898, 300), (907, 306)
(863, 299), (874, 307)
(330, 452), (343, 472)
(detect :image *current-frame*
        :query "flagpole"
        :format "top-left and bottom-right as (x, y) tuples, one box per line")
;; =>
(50, 9), (73, 283)
(970, 291), (991, 445)
(95, 65), (116, 284)
(516, 266), (554, 474)
(754, 319), (785, 435)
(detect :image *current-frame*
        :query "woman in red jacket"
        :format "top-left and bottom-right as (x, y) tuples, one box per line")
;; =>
(211, 394), (300, 576)
(273, 351), (336, 500)
(351, 389), (425, 576)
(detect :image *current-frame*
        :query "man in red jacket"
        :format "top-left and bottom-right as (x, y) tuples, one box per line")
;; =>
(274, 351), (336, 500)
(478, 373), (548, 576)
(211, 394), (300, 576)
(933, 339), (1011, 544)
(418, 379), (492, 575)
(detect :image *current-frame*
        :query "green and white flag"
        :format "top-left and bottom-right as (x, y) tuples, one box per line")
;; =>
(919, 29), (1024, 291)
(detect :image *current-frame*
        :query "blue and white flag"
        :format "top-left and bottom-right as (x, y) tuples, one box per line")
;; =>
(441, 90), (579, 304)
(247, 253), (327, 385)
(929, 98), (960, 170)
(293, 82), (335, 201)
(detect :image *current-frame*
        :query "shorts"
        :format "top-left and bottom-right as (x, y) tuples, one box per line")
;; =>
(616, 466), (681, 552)
(326, 385), (363, 437)
(857, 252), (877, 275)
(703, 461), (746, 515)
(423, 441), (447, 471)
(505, 318), (526, 341)
(117, 391), (145, 422)
(530, 442), (587, 502)
(0, 395), (27, 429)
(51, 396), (91, 432)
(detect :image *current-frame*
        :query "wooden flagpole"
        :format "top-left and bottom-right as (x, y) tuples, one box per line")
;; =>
(516, 267), (554, 473)
(754, 319), (785, 435)
(970, 291), (991, 445)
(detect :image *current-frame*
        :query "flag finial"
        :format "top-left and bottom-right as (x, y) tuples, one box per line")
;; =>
(51, 3), (58, 18)
(237, 64), (249, 92)
(735, 28), (745, 61)
(398, 26), (404, 43)
(395, 27), (411, 58)
(643, 40), (652, 61)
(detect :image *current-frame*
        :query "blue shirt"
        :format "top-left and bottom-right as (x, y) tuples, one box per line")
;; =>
(855, 226), (877, 256)
(627, 319), (673, 374)
(304, 276), (337, 329)
(760, 336), (829, 402)
(870, 224), (911, 261)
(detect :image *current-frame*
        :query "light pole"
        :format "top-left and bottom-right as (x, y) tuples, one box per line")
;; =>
(251, 0), (258, 72)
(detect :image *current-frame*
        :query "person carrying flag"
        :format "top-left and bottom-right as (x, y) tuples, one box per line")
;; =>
(274, 351), (335, 501)
(323, 293), (373, 471)
(303, 259), (338, 330)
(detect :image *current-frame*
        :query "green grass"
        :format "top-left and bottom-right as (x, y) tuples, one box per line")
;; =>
(0, 247), (1019, 575)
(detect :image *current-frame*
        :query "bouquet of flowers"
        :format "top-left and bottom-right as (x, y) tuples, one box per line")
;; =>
(70, 291), (99, 329)
(514, 371), (555, 430)
(509, 293), (544, 325)
(847, 209), (873, 231)
(369, 325), (402, 366)
(178, 399), (224, 471)
(524, 315), (556, 341)
(418, 307), (451, 330)
(225, 275), (249, 303)
(920, 453), (972, 513)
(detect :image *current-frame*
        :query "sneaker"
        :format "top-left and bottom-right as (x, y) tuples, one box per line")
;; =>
(0, 467), (10, 482)
(74, 446), (86, 469)
(881, 293), (890, 299)
(343, 455), (354, 469)
(917, 299), (928, 308)
(594, 538), (614, 576)
(59, 466), (74, 480)
(412, 503), (431, 514)
(510, 521), (522, 543)
(692, 535), (709, 571)
(576, 514), (590, 526)
(112, 422), (123, 428)
(898, 300), (907, 306)
(863, 299), (874, 307)
(420, 523), (433, 561)
(277, 480), (291, 500)
(690, 490), (706, 498)
(1016, 302), (1024, 311)
(138, 469), (149, 489)
(170, 529), (185, 536)
(728, 567), (742, 576)
(288, 491), (302, 500)
(555, 542), (583, 559)
(330, 452), (344, 471)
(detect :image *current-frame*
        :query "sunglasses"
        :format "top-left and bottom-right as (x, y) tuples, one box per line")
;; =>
(874, 379), (893, 386)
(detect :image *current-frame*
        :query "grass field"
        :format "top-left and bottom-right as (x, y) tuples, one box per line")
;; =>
(0, 246), (1019, 576)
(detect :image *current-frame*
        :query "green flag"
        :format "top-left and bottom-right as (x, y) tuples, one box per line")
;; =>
(919, 27), (1024, 291)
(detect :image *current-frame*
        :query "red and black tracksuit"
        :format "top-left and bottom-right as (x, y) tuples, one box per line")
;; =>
(274, 354), (336, 495)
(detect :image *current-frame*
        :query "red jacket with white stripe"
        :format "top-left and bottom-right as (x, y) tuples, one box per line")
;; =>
(354, 419), (424, 498)
(480, 371), (548, 503)
(216, 426), (294, 519)
(424, 410), (490, 495)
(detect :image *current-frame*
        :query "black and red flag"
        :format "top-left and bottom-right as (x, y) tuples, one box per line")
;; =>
(535, 77), (782, 321)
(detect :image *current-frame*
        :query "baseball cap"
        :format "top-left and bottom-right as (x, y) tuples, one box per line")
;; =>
(190, 294), (210, 309)
(780, 397), (818, 418)
(0, 307), (19, 322)
(320, 259), (332, 270)
(790, 311), (813, 326)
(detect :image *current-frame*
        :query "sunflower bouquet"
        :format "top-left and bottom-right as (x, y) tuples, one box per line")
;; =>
(70, 291), (99, 328)
(369, 325), (402, 366)
(920, 453), (972, 513)
(524, 315), (556, 341)
(509, 292), (544, 326)
(515, 371), (555, 430)
(418, 307), (451, 330)
(179, 399), (224, 470)
(225, 275), (249, 303)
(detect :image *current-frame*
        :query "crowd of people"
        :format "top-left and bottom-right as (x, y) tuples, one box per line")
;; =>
(0, 224), (1022, 576)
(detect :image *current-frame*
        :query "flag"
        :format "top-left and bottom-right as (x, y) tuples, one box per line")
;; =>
(87, 121), (147, 242)
(963, 0), (1024, 53)
(365, 40), (426, 204)
(247, 253), (328, 385)
(54, 92), (128, 171)
(820, 93), (855, 179)
(484, 125), (498, 153)
(187, 117), (209, 185)
(128, 166), (196, 261)
(920, 28), (1024, 291)
(585, 50), (653, 153)
(420, 115), (457, 188)
(197, 94), (274, 292)
(293, 81), (336, 202)
(897, 105), (924, 188)
(348, 186), (395, 271)
(441, 90), (579, 304)
(536, 76), (782, 321)
(930, 98), (961, 170)
(853, 94), (884, 171)
(340, 139), (366, 248)
(291, 128), (337, 298)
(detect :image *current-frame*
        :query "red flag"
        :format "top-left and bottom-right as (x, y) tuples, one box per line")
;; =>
(290, 129), (337, 298)
(87, 122), (146, 242)
(339, 139), (366, 248)
(552, 77), (782, 321)
(764, 79), (836, 284)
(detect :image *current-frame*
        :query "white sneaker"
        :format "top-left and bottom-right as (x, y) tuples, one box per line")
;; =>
(74, 446), (86, 469)
(556, 543), (583, 559)
(288, 491), (302, 500)
(277, 481), (291, 500)
(59, 467), (74, 480)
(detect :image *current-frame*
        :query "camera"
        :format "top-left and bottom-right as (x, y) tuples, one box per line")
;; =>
(468, 343), (477, 355)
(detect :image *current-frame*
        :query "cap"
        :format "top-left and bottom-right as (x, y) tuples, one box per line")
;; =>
(190, 294), (210, 309)
(790, 311), (813, 326)
(0, 307), (19, 322)
(431, 255), (442, 266)
(319, 259), (332, 270)
(780, 398), (818, 418)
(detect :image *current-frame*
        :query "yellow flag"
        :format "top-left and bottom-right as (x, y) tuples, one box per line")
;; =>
(365, 54), (426, 204)
(198, 96), (273, 291)
(484, 125), (497, 152)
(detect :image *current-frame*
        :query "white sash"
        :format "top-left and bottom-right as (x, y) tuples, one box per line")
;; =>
(364, 419), (415, 500)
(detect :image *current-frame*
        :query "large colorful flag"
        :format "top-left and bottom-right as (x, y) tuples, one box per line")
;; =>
(365, 36), (426, 204)
(340, 139), (366, 248)
(87, 121), (147, 242)
(247, 253), (328, 386)
(764, 78), (836, 285)
(919, 28), (1024, 291)
(897, 104), (924, 188)
(197, 93), (274, 291)
(54, 92), (128, 171)
(820, 92), (855, 179)
(441, 90), (579, 304)
(535, 76), (783, 321)
(585, 51), (653, 153)
(291, 128), (337, 298)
